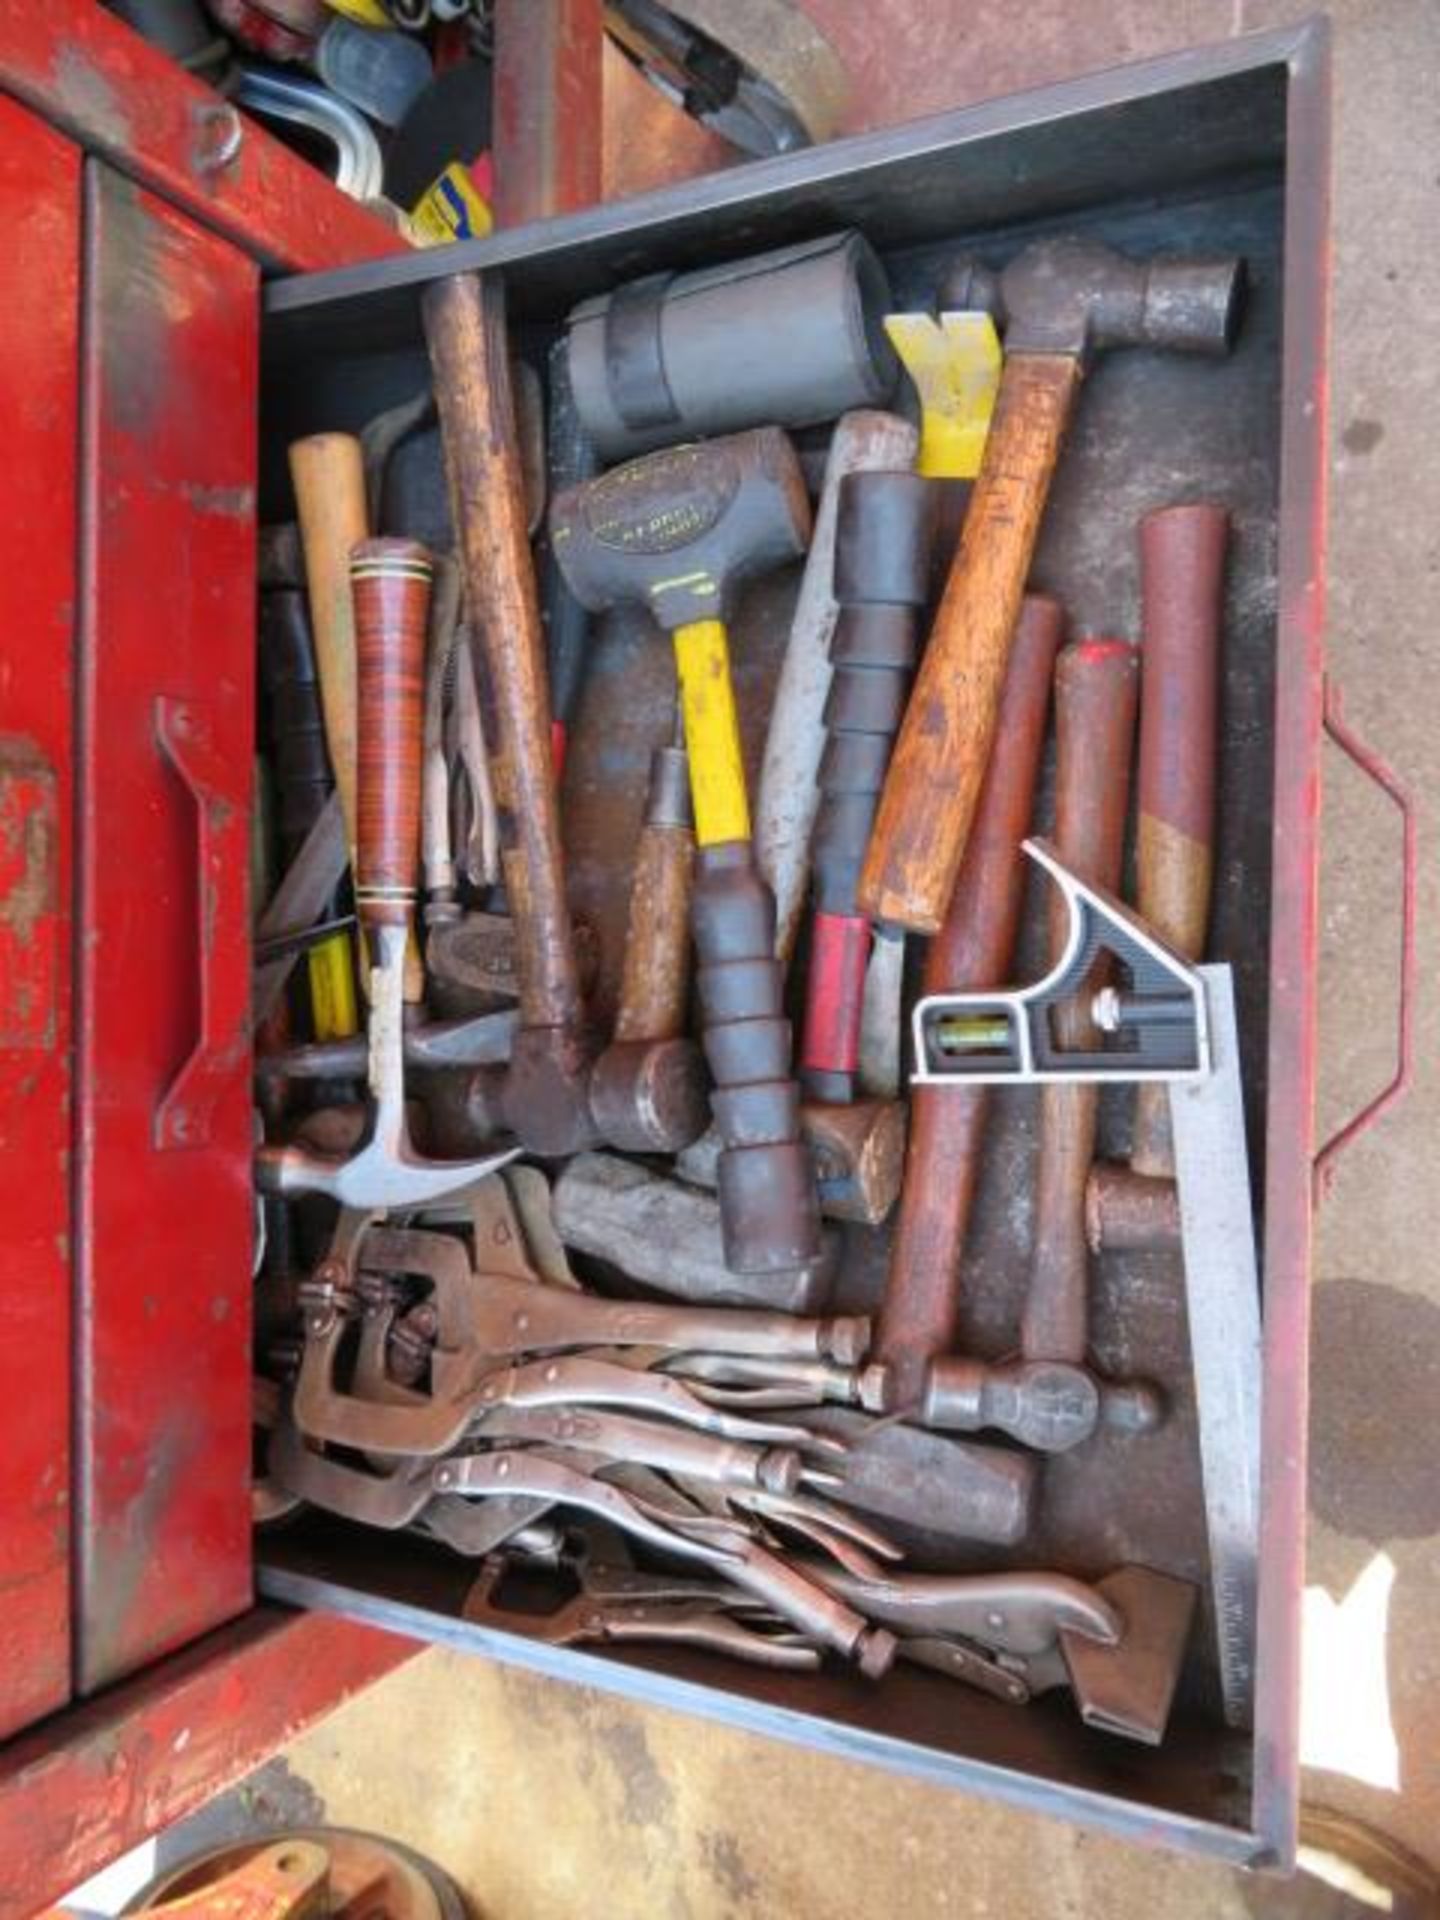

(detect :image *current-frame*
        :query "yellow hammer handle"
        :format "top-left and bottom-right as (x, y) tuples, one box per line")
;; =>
(672, 619), (751, 848)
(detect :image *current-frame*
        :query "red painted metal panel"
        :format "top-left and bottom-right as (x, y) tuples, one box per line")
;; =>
(0, 4), (395, 275)
(491, 0), (604, 226)
(0, 1609), (414, 1920)
(74, 162), (257, 1694)
(0, 92), (81, 1741)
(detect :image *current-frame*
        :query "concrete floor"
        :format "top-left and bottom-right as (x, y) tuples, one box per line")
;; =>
(222, 3), (1440, 1913)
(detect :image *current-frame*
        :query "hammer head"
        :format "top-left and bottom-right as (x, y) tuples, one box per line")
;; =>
(943, 236), (1244, 366)
(588, 1034), (711, 1154)
(549, 425), (812, 632)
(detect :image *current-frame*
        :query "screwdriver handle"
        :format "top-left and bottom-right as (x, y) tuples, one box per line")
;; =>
(352, 539), (433, 932)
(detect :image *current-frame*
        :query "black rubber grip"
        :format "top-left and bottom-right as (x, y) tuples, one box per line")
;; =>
(259, 588), (333, 856)
(691, 842), (822, 1276)
(810, 470), (934, 915)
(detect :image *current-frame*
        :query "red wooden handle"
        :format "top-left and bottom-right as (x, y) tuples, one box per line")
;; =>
(351, 537), (432, 929)
(1021, 635), (1138, 1366)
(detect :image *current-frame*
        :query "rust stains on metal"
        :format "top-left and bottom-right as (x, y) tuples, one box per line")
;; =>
(51, 42), (133, 149)
(0, 742), (59, 1049)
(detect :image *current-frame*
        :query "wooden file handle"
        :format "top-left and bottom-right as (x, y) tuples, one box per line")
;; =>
(1020, 637), (1138, 1366)
(615, 744), (695, 1045)
(858, 352), (1080, 933)
(1132, 502), (1229, 1178)
(289, 433), (367, 859)
(352, 539), (432, 932)
(874, 596), (1062, 1405)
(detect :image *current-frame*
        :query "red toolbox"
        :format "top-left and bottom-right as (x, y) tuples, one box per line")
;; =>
(0, 6), (1382, 1906)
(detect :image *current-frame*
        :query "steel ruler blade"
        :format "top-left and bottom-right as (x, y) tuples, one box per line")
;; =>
(1168, 962), (1263, 1730)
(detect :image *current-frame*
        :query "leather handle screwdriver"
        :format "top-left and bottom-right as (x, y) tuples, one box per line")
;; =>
(1020, 637), (1138, 1366)
(872, 596), (1062, 1409)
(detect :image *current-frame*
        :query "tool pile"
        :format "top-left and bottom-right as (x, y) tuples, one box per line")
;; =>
(253, 226), (1262, 1749)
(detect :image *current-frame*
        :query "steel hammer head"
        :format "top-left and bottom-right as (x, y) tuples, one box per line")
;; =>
(942, 236), (1244, 367)
(549, 425), (812, 632)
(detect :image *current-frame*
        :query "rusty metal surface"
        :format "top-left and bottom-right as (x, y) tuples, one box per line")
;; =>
(0, 91), (81, 1741)
(491, 0), (604, 228)
(73, 163), (258, 1693)
(259, 26), (1325, 1859)
(0, 1611), (415, 1920)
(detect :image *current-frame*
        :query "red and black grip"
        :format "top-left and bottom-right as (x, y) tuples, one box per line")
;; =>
(351, 536), (433, 930)
(801, 467), (933, 1099)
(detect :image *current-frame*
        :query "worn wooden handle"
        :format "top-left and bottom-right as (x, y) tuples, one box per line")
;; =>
(352, 539), (432, 931)
(1020, 637), (1138, 1365)
(615, 743), (695, 1043)
(289, 433), (368, 859)
(875, 596), (1063, 1404)
(858, 353), (1080, 933)
(424, 270), (584, 1032)
(1132, 502), (1229, 1176)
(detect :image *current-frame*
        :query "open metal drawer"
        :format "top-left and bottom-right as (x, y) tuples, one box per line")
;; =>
(256, 20), (1329, 1870)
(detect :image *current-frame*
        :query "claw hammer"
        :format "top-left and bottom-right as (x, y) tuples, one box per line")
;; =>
(256, 540), (518, 1207)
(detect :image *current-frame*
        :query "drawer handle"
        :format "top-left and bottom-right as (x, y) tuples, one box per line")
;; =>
(152, 697), (250, 1151)
(1312, 679), (1416, 1201)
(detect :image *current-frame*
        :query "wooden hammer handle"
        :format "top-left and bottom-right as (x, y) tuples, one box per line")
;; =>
(424, 271), (585, 1033)
(352, 540), (432, 931)
(1021, 638), (1138, 1365)
(289, 432), (367, 860)
(614, 745), (694, 1045)
(858, 353), (1081, 933)
(874, 596), (1063, 1404)
(1132, 502), (1229, 1177)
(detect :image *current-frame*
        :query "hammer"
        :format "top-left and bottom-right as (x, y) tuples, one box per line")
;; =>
(424, 272), (600, 1157)
(1086, 503), (1229, 1256)
(871, 594), (1062, 1410)
(256, 540), (517, 1208)
(586, 716), (710, 1154)
(1021, 637), (1140, 1365)
(860, 236), (1244, 932)
(550, 427), (822, 1275)
(906, 636), (1162, 1452)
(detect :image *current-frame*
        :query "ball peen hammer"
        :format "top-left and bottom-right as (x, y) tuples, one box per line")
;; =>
(256, 540), (518, 1207)
(550, 428), (822, 1274)
(1086, 503), (1229, 1255)
(859, 236), (1243, 934)
(902, 633), (1162, 1451)
(424, 272), (601, 1157)
(871, 594), (1062, 1410)
(1020, 636), (1139, 1367)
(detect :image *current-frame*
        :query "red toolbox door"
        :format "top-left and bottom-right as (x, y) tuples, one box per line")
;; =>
(74, 161), (257, 1693)
(0, 92), (82, 1739)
